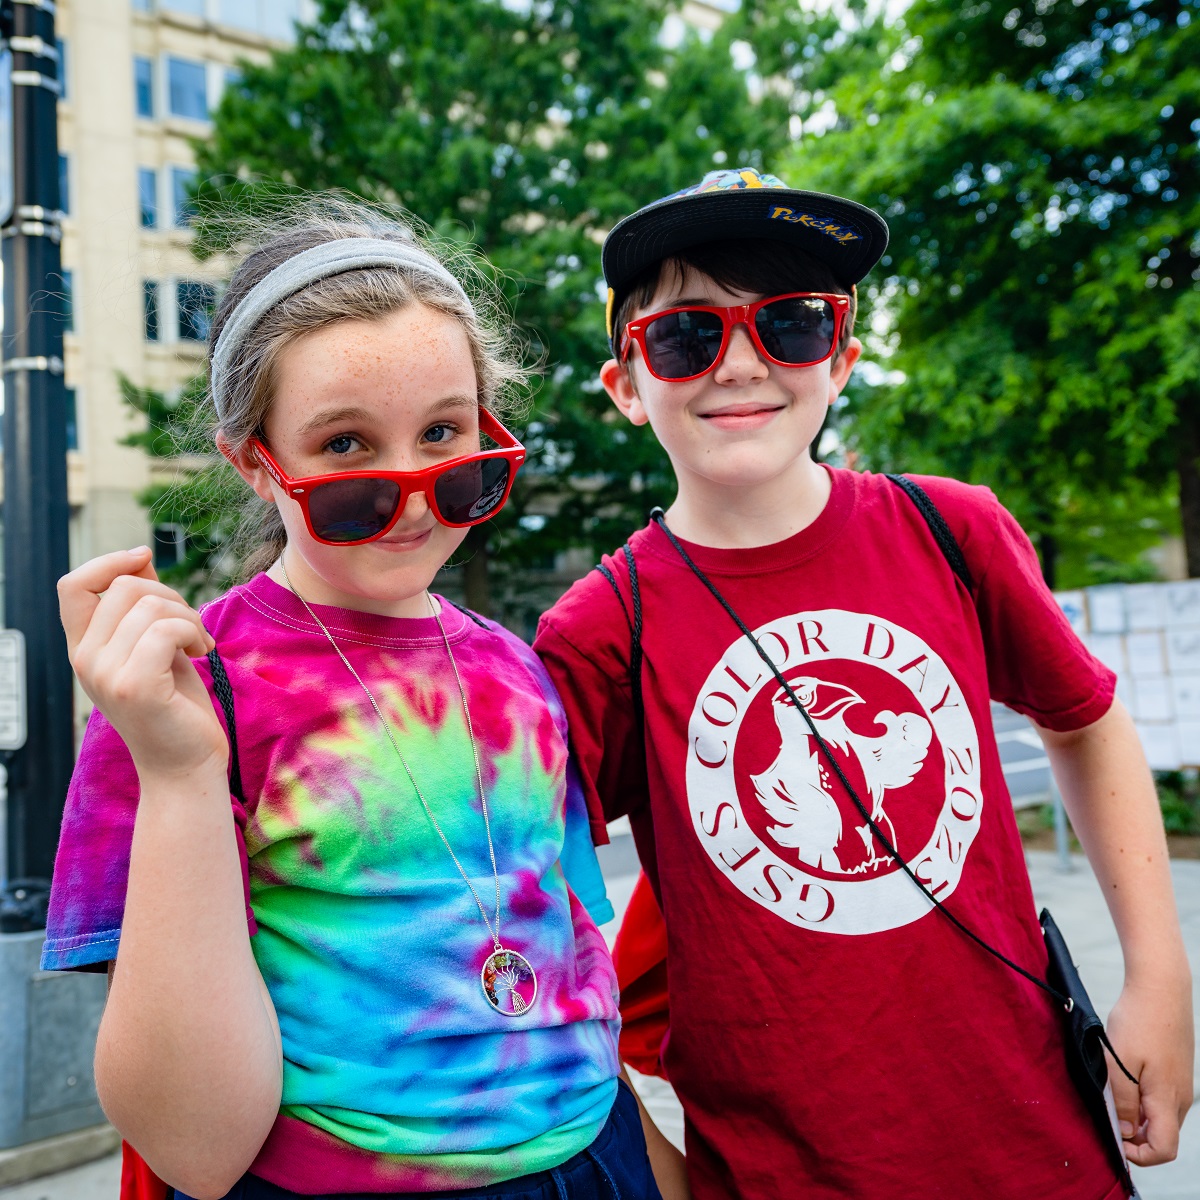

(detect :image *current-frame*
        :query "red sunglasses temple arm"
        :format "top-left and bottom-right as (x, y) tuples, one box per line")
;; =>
(479, 408), (524, 452)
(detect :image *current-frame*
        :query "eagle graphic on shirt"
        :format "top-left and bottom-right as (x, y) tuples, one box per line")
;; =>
(686, 609), (982, 934)
(751, 678), (933, 875)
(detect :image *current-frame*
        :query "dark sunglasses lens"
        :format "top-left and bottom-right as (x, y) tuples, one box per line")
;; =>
(755, 297), (836, 366)
(308, 478), (401, 543)
(434, 457), (511, 525)
(643, 310), (725, 379)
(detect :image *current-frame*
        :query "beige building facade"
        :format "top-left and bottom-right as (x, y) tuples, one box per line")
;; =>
(52, 0), (311, 570)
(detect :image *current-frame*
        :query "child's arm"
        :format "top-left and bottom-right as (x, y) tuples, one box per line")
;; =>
(1037, 697), (1194, 1167)
(60, 549), (283, 1198)
(621, 1067), (690, 1200)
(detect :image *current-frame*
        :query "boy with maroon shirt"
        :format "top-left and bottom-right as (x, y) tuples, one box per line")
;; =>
(533, 168), (1193, 1200)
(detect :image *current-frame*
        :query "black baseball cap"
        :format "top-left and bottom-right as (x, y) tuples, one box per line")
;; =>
(602, 167), (889, 339)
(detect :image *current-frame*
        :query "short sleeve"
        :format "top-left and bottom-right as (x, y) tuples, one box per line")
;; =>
(41, 706), (254, 972)
(969, 494), (1116, 732)
(533, 613), (649, 840)
(493, 627), (615, 925)
(559, 754), (615, 926)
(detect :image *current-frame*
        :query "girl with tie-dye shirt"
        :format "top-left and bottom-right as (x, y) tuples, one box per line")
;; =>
(47, 203), (675, 1200)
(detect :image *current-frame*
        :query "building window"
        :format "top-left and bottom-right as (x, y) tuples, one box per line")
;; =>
(57, 270), (74, 332)
(58, 153), (69, 215)
(167, 56), (208, 121)
(134, 56), (155, 118)
(138, 167), (158, 227)
(162, 0), (206, 15)
(170, 166), (198, 228)
(177, 280), (216, 342)
(144, 280), (160, 342)
(57, 38), (68, 101)
(217, 0), (300, 37)
(261, 0), (301, 40)
(65, 388), (78, 452)
(153, 524), (187, 570)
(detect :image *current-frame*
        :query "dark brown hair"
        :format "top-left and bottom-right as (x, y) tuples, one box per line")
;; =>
(611, 238), (857, 365)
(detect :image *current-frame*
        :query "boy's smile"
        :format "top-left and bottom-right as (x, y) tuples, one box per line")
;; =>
(601, 268), (861, 545)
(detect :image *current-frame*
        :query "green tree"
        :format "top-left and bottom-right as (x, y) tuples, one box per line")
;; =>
(783, 0), (1199, 582)
(142, 0), (800, 621)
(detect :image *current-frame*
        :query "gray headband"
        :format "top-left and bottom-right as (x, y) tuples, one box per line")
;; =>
(210, 237), (472, 421)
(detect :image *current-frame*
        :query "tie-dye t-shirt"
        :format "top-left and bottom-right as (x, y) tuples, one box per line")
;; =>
(41, 574), (621, 1193)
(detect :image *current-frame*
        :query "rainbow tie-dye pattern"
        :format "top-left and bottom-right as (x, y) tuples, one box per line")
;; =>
(42, 575), (620, 1193)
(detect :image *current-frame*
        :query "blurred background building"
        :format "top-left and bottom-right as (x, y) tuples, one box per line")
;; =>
(50, 0), (314, 577)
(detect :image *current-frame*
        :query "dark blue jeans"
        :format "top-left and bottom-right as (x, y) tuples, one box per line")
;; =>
(181, 1080), (663, 1200)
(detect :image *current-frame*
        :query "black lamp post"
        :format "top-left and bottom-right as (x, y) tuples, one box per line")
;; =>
(0, 0), (74, 931)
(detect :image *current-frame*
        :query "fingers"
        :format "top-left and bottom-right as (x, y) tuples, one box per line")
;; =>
(107, 618), (215, 701)
(98, 594), (214, 676)
(65, 558), (213, 680)
(58, 547), (158, 653)
(1123, 1086), (1182, 1166)
(1110, 1062), (1141, 1140)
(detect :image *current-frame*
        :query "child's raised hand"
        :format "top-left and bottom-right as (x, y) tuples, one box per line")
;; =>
(59, 547), (227, 782)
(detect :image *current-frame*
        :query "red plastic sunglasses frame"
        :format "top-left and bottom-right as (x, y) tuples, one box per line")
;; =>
(249, 407), (525, 546)
(620, 291), (851, 383)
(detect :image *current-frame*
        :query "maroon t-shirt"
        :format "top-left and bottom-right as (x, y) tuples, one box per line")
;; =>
(535, 467), (1125, 1200)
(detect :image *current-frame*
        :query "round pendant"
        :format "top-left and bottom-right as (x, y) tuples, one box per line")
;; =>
(481, 947), (537, 1016)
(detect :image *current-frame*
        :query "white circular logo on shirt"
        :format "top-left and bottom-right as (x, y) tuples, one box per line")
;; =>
(685, 609), (982, 935)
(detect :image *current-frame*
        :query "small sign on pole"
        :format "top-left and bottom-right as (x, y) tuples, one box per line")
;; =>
(0, 629), (27, 752)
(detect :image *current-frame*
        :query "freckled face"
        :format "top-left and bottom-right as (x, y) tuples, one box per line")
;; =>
(254, 304), (480, 615)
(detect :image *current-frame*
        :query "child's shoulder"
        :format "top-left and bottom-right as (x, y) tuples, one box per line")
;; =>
(535, 535), (650, 672)
(854, 469), (1009, 569)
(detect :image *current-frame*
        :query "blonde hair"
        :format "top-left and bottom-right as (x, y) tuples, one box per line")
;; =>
(200, 195), (530, 579)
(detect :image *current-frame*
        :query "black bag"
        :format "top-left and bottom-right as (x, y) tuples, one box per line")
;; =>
(1042, 908), (1136, 1193)
(600, 475), (1139, 1193)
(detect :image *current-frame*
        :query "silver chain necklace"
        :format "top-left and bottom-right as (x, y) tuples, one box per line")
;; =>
(281, 560), (537, 1016)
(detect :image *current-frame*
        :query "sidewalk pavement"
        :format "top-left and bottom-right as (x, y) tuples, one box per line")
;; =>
(3, 849), (1196, 1200)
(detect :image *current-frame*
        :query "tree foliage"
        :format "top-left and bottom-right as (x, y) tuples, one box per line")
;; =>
(141, 0), (807, 619)
(783, 0), (1200, 581)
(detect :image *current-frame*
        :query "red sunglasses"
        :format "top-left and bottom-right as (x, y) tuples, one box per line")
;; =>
(621, 292), (851, 383)
(250, 408), (525, 546)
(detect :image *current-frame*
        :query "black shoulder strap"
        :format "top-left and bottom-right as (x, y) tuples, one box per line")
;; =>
(595, 545), (645, 731)
(886, 473), (975, 592)
(206, 648), (245, 804)
(449, 600), (489, 629)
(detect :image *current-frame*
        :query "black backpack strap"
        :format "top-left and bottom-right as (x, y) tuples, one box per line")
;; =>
(448, 600), (489, 629)
(886, 474), (975, 593)
(206, 648), (244, 804)
(595, 545), (645, 731)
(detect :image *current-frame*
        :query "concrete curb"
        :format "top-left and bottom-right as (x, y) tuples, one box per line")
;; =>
(0, 1126), (119, 1190)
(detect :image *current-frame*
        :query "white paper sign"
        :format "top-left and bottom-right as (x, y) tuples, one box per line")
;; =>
(1172, 674), (1200, 721)
(1086, 633), (1126, 676)
(1127, 631), (1167, 678)
(1167, 628), (1200, 675)
(1165, 581), (1200, 628)
(1125, 584), (1166, 631)
(1131, 676), (1173, 722)
(0, 630), (27, 752)
(1088, 586), (1127, 633)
